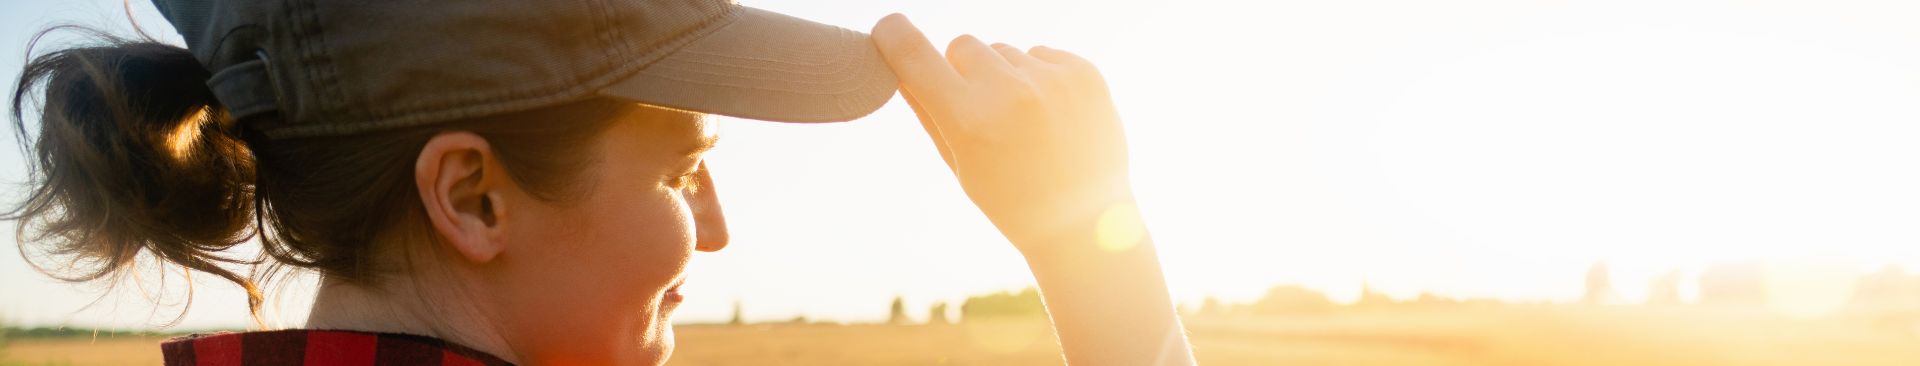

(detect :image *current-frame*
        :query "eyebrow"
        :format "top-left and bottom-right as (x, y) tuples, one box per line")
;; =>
(681, 134), (720, 157)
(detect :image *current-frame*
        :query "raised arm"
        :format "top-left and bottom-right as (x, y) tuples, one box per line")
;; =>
(871, 14), (1196, 365)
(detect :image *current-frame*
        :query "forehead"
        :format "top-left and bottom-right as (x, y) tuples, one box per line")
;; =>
(609, 104), (716, 157)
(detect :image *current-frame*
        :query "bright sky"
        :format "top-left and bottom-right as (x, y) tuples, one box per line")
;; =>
(4, 0), (1920, 330)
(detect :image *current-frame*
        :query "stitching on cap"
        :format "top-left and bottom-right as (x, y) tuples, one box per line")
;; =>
(264, 5), (748, 138)
(636, 28), (867, 94)
(663, 56), (851, 76)
(587, 0), (616, 88)
(598, 0), (634, 78)
(413, 5), (737, 106)
(675, 49), (839, 67)
(310, 0), (359, 128)
(296, 0), (357, 135)
(295, 0), (326, 126)
(285, 0), (318, 130)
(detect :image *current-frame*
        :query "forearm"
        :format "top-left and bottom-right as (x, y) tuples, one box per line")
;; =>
(1020, 204), (1195, 366)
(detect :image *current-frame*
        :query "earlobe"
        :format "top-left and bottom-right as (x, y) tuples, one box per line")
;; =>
(415, 132), (510, 264)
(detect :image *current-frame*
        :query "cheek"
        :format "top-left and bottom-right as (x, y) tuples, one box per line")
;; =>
(499, 183), (697, 361)
(510, 180), (698, 316)
(569, 184), (698, 291)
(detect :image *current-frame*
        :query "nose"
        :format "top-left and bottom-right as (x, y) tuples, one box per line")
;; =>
(690, 162), (729, 252)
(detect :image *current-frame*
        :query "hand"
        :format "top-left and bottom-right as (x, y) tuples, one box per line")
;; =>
(871, 14), (1133, 257)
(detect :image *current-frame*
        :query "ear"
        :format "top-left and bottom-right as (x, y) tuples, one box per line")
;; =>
(415, 131), (512, 264)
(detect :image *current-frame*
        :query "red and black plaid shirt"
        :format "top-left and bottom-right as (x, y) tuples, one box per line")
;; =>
(161, 329), (514, 366)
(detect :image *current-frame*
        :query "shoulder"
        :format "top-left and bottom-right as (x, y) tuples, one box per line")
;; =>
(161, 329), (513, 366)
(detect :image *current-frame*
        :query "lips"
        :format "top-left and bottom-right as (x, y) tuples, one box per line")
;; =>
(664, 278), (686, 303)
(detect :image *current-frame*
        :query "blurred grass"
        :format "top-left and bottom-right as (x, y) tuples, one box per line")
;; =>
(1, 336), (171, 366)
(3, 307), (1916, 365)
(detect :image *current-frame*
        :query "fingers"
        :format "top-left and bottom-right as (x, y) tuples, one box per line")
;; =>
(1029, 45), (1092, 69)
(992, 43), (1041, 68)
(1029, 45), (1106, 87)
(946, 35), (1015, 81)
(901, 88), (958, 173)
(872, 14), (964, 104)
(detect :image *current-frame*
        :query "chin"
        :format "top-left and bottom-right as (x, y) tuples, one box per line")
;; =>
(637, 314), (677, 365)
(656, 334), (676, 365)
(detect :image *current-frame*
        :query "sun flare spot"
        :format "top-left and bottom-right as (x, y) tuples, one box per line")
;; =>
(1095, 202), (1146, 252)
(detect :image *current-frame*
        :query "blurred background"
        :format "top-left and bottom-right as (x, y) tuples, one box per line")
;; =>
(4, 0), (1919, 365)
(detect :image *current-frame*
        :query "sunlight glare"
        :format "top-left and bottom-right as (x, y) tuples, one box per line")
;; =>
(1095, 202), (1146, 252)
(1763, 258), (1859, 318)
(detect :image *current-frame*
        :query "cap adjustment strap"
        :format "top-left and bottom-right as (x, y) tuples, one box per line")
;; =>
(206, 58), (279, 121)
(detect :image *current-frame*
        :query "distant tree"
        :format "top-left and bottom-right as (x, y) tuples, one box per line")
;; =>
(1646, 270), (1684, 306)
(888, 296), (910, 325)
(1355, 280), (1395, 308)
(928, 302), (950, 324)
(1583, 261), (1616, 305)
(1412, 292), (1462, 308)
(960, 288), (1047, 321)
(730, 300), (745, 326)
(1851, 265), (1920, 309)
(1249, 285), (1334, 314)
(1199, 296), (1225, 315)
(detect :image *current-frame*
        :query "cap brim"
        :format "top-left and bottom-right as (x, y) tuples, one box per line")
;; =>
(598, 5), (898, 123)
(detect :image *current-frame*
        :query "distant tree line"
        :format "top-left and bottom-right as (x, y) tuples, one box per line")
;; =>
(1190, 261), (1920, 318)
(1194, 283), (1507, 316)
(1, 326), (198, 340)
(723, 261), (1920, 327)
(959, 288), (1046, 321)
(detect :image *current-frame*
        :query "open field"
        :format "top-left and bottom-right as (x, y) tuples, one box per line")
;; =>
(5, 307), (1918, 365)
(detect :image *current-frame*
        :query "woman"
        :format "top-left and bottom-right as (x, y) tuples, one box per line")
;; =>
(9, 0), (1192, 365)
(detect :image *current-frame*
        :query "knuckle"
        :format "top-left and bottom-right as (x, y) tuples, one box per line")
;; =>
(947, 35), (980, 54)
(1056, 62), (1105, 86)
(1025, 67), (1078, 93)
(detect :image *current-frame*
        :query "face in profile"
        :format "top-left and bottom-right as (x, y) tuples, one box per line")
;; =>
(481, 106), (727, 364)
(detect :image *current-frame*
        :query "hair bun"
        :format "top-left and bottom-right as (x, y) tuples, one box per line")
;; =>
(7, 26), (262, 325)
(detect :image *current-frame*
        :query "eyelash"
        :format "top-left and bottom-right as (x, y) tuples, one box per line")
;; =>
(669, 170), (701, 193)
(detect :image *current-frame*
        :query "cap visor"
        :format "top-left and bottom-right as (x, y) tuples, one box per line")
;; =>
(599, 5), (898, 123)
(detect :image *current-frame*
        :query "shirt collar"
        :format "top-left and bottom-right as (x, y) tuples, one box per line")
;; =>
(161, 329), (513, 366)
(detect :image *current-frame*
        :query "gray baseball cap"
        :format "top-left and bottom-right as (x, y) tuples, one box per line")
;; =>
(151, 0), (898, 139)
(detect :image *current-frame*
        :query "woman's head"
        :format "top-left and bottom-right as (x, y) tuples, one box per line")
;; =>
(10, 29), (726, 363)
(14, 0), (896, 363)
(399, 100), (727, 364)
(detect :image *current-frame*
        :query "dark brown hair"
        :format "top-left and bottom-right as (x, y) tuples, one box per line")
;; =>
(7, 27), (624, 324)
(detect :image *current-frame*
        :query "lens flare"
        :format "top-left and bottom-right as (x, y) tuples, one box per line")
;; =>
(1095, 202), (1146, 252)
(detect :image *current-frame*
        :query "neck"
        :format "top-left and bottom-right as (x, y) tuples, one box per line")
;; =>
(306, 275), (518, 362)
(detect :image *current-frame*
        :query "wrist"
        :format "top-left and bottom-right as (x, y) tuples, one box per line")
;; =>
(998, 179), (1128, 245)
(1002, 187), (1147, 263)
